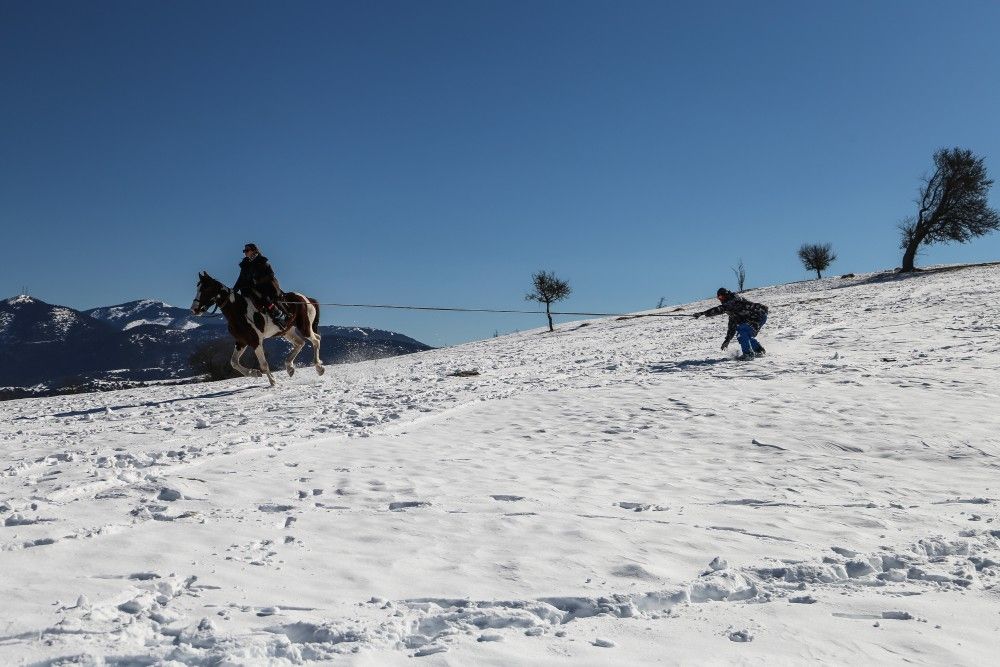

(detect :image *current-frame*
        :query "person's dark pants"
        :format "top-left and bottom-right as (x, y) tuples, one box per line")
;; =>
(243, 286), (286, 317)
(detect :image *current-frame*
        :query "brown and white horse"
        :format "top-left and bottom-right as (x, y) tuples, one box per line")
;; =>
(190, 272), (325, 386)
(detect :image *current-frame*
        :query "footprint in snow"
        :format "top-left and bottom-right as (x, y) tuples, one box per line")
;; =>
(158, 488), (183, 502)
(490, 495), (524, 502)
(389, 501), (431, 511)
(23, 537), (58, 548)
(617, 501), (668, 512)
(258, 504), (295, 513)
(617, 502), (650, 512)
(4, 514), (55, 526)
(611, 563), (658, 580)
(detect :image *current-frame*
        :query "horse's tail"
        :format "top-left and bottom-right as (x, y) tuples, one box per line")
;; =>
(309, 297), (321, 335)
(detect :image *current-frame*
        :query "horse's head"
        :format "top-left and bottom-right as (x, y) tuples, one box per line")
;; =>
(191, 271), (227, 315)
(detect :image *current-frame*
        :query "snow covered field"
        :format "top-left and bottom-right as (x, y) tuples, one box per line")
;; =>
(2, 264), (999, 665)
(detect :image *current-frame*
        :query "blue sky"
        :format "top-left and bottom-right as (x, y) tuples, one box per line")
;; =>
(3, 0), (999, 346)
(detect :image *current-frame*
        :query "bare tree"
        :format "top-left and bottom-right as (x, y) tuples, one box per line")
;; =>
(656, 297), (667, 309)
(731, 259), (746, 292)
(797, 243), (837, 279)
(525, 270), (571, 332)
(900, 148), (1000, 272)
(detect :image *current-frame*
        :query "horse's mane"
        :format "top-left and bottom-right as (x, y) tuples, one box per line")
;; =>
(199, 271), (226, 289)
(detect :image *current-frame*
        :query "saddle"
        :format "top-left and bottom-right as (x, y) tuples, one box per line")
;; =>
(243, 289), (290, 325)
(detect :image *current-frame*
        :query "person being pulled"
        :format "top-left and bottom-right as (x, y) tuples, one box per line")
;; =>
(234, 243), (290, 328)
(692, 288), (768, 360)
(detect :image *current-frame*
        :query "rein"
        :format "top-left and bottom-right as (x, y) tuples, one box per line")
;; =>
(196, 281), (232, 316)
(209, 286), (232, 314)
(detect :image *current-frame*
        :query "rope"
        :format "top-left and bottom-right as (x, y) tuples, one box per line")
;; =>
(280, 300), (691, 318)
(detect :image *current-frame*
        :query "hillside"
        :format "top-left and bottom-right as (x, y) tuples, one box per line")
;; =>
(1, 264), (998, 665)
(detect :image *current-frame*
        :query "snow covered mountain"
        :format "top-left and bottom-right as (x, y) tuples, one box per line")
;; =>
(85, 299), (208, 331)
(1, 294), (118, 343)
(1, 263), (999, 664)
(0, 296), (431, 393)
(0, 295), (138, 389)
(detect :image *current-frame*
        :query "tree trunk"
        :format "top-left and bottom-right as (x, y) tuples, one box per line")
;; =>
(901, 236), (922, 272)
(815, 269), (822, 279)
(546, 302), (553, 332)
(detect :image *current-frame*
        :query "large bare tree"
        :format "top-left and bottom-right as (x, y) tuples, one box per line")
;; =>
(900, 148), (1000, 272)
(798, 243), (837, 279)
(525, 270), (571, 332)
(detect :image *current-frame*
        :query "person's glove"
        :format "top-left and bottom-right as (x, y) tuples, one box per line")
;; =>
(721, 340), (730, 350)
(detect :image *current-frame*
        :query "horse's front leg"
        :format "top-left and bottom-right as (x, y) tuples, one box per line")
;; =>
(253, 345), (276, 387)
(282, 330), (306, 377)
(230, 344), (258, 378)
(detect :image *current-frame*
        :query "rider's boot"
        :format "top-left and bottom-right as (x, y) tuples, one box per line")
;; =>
(267, 302), (288, 327)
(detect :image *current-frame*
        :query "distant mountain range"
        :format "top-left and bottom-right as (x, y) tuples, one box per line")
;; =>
(0, 295), (432, 397)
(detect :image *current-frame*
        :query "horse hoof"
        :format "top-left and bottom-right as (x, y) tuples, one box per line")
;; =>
(316, 366), (326, 376)
(286, 366), (295, 377)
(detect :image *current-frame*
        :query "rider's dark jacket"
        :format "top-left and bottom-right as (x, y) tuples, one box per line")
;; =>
(235, 254), (281, 300)
(698, 295), (769, 346)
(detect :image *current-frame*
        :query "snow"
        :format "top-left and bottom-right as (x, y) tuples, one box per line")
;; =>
(48, 307), (79, 337)
(1, 264), (999, 664)
(88, 300), (186, 331)
(123, 317), (177, 330)
(4, 294), (34, 305)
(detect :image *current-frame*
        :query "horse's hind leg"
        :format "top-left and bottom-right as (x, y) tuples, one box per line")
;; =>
(310, 331), (324, 375)
(283, 330), (306, 377)
(230, 344), (258, 378)
(253, 345), (276, 386)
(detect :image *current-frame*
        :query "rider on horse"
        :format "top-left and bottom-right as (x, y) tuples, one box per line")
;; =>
(234, 243), (290, 327)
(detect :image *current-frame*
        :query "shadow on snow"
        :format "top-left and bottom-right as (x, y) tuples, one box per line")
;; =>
(42, 386), (259, 419)
(647, 358), (732, 373)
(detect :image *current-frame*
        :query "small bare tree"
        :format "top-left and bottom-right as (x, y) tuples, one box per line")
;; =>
(525, 270), (571, 332)
(798, 243), (837, 279)
(656, 297), (666, 309)
(731, 259), (746, 292)
(189, 338), (243, 381)
(900, 147), (1000, 272)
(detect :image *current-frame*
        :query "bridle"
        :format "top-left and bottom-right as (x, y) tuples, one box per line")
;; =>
(192, 276), (230, 316)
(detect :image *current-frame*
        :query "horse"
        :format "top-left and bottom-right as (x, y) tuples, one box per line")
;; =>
(190, 272), (325, 386)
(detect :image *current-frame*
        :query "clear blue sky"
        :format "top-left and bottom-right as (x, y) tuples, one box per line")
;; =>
(3, 0), (999, 347)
